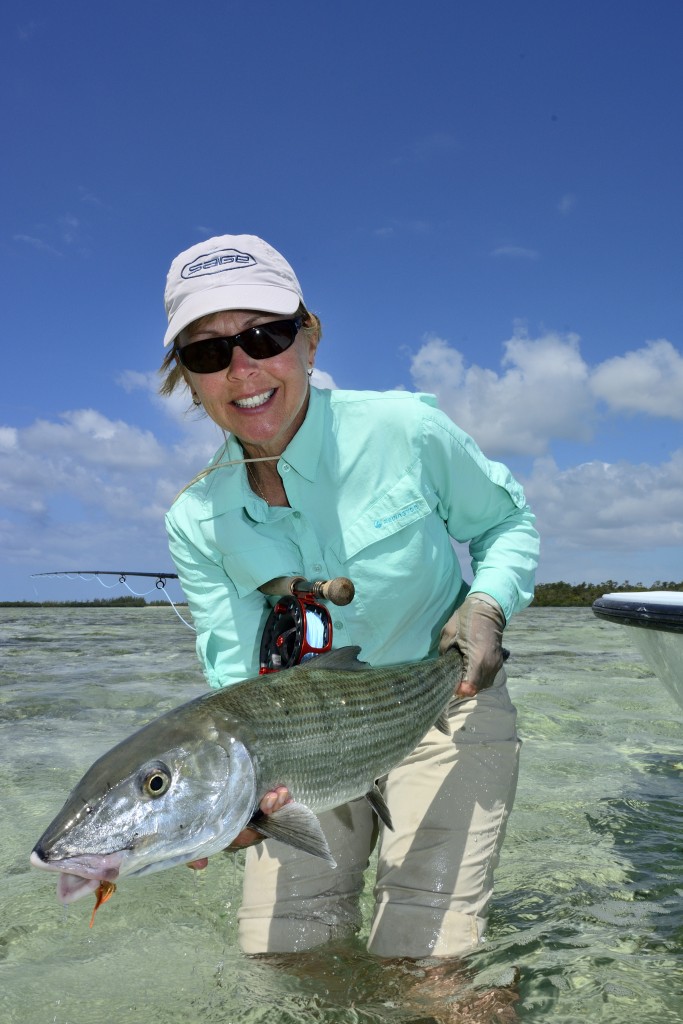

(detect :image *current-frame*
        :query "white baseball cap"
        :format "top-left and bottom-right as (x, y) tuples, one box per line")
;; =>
(163, 234), (304, 347)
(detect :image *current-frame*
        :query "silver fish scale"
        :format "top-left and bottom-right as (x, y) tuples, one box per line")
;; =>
(204, 648), (461, 811)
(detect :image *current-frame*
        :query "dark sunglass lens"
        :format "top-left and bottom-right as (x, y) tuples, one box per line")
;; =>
(242, 320), (299, 359)
(179, 337), (232, 373)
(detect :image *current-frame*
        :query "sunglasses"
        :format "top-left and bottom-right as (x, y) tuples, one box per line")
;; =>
(176, 317), (302, 374)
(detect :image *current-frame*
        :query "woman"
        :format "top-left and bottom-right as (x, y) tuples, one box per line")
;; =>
(160, 233), (539, 959)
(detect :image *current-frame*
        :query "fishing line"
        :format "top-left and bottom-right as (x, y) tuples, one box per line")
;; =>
(82, 573), (120, 590)
(86, 574), (197, 632)
(149, 585), (196, 632)
(304, 607), (326, 651)
(172, 440), (280, 502)
(31, 571), (197, 632)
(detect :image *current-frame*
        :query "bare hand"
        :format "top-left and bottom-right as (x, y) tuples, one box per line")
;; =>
(186, 785), (291, 869)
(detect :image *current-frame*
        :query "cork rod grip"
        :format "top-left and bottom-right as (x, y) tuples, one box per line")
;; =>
(258, 575), (355, 606)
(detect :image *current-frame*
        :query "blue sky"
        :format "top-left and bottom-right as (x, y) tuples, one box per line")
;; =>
(1, 0), (682, 602)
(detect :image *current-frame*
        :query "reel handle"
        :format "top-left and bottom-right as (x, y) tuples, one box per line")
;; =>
(258, 575), (355, 606)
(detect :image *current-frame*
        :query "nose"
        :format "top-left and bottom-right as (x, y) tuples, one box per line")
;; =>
(226, 343), (259, 379)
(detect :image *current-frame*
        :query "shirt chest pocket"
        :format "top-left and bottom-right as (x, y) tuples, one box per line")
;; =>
(330, 476), (438, 564)
(201, 513), (302, 600)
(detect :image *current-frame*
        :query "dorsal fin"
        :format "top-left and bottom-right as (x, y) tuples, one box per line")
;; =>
(299, 646), (369, 672)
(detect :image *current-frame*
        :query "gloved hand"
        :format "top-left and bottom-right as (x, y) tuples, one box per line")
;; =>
(438, 592), (505, 698)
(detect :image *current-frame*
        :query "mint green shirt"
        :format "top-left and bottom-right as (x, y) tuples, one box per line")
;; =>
(166, 388), (539, 688)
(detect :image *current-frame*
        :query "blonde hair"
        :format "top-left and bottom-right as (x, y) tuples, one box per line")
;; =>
(158, 304), (322, 404)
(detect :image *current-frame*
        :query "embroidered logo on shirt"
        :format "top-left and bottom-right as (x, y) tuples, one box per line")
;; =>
(374, 503), (422, 529)
(182, 249), (257, 279)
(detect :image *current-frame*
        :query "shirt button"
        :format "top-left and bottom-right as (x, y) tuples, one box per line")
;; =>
(293, 511), (301, 519)
(334, 620), (344, 630)
(312, 563), (322, 572)
(281, 463), (290, 473)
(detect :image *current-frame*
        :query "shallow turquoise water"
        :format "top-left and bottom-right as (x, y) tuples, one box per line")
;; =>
(1, 607), (681, 1023)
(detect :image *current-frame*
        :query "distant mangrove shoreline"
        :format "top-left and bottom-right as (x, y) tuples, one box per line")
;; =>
(1, 582), (681, 609)
(530, 580), (682, 607)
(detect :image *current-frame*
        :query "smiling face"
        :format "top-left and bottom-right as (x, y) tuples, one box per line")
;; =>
(177, 309), (319, 457)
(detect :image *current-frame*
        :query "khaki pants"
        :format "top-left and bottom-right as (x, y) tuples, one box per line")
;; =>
(238, 671), (520, 959)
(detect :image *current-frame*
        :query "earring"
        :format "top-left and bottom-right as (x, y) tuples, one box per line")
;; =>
(192, 394), (201, 406)
(307, 368), (313, 377)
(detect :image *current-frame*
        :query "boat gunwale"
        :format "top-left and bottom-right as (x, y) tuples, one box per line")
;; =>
(592, 593), (683, 635)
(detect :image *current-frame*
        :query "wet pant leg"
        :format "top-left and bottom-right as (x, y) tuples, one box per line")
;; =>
(368, 674), (520, 958)
(238, 797), (376, 954)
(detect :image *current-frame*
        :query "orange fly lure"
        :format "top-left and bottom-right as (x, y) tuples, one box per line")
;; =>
(89, 880), (117, 928)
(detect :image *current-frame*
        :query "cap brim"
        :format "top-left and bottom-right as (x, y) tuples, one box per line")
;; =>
(163, 285), (301, 346)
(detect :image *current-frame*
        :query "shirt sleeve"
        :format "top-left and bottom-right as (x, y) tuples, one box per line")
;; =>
(422, 410), (540, 622)
(165, 511), (270, 688)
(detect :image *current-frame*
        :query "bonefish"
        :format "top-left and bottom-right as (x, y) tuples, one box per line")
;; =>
(31, 646), (460, 917)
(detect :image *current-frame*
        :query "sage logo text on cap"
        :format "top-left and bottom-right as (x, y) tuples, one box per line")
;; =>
(182, 248), (257, 279)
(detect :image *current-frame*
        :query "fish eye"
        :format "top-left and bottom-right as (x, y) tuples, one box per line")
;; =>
(140, 762), (172, 798)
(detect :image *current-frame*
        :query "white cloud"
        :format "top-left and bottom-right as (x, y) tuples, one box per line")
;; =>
(22, 410), (165, 468)
(0, 427), (18, 451)
(0, 405), (217, 543)
(117, 369), (229, 454)
(118, 369), (192, 424)
(526, 452), (683, 546)
(78, 185), (104, 206)
(410, 336), (466, 392)
(524, 451), (683, 584)
(372, 219), (432, 238)
(13, 234), (63, 257)
(591, 339), (683, 419)
(409, 328), (683, 457)
(117, 369), (158, 395)
(558, 193), (577, 215)
(59, 214), (80, 244)
(311, 369), (337, 389)
(491, 245), (539, 260)
(410, 328), (594, 456)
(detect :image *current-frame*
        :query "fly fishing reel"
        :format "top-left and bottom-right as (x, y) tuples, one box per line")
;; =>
(258, 575), (354, 674)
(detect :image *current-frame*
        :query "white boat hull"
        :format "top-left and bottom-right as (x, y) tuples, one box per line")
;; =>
(592, 591), (683, 710)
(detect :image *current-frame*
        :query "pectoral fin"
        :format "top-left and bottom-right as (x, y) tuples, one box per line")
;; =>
(365, 784), (393, 830)
(249, 801), (337, 867)
(434, 708), (451, 736)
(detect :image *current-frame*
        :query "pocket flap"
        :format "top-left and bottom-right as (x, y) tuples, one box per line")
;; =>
(332, 475), (436, 562)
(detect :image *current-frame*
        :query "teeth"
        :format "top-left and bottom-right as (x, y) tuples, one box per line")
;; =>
(234, 390), (275, 409)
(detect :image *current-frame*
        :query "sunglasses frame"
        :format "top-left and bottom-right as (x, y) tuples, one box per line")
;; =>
(175, 317), (303, 374)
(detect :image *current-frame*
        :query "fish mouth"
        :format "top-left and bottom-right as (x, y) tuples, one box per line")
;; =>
(30, 848), (125, 905)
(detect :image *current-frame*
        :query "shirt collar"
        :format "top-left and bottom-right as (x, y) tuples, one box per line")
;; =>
(280, 385), (325, 483)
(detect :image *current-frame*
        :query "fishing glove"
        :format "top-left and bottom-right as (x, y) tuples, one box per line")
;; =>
(439, 592), (505, 697)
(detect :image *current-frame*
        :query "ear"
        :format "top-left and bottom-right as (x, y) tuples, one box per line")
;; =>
(305, 328), (321, 366)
